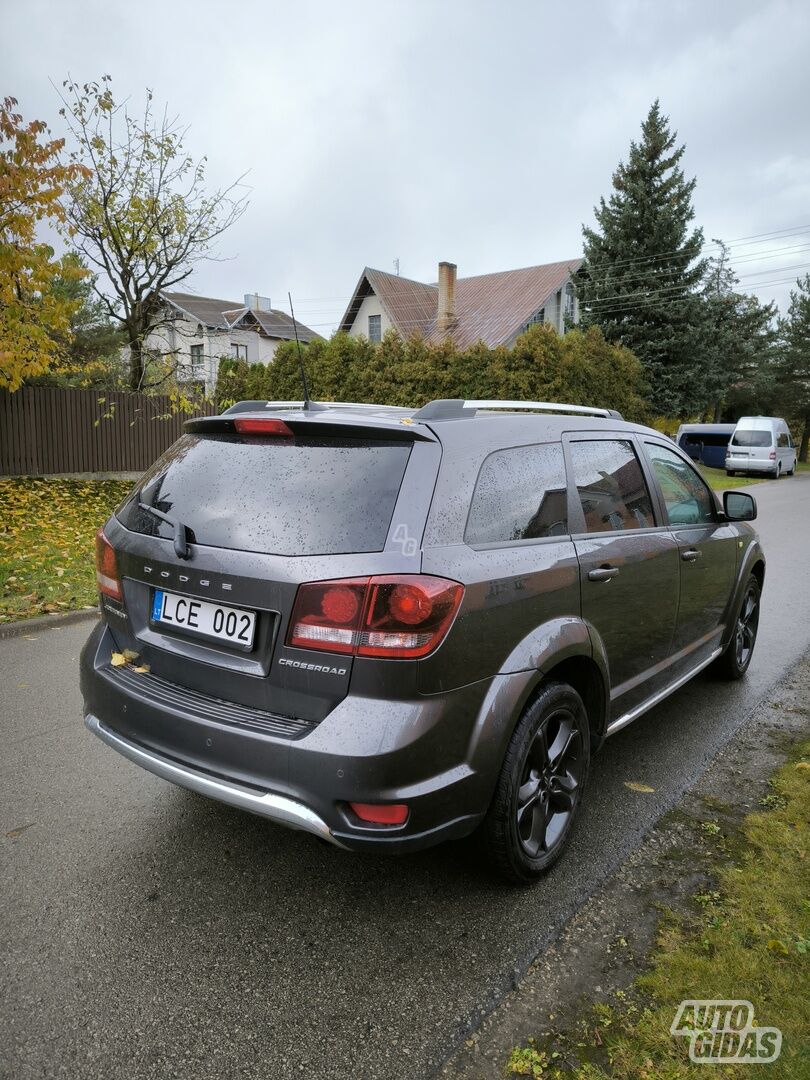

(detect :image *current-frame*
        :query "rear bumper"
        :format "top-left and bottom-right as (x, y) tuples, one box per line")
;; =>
(84, 713), (344, 846)
(725, 457), (776, 474)
(81, 622), (534, 854)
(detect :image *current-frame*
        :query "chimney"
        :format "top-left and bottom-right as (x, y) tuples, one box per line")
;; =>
(437, 261), (457, 334)
(244, 293), (272, 313)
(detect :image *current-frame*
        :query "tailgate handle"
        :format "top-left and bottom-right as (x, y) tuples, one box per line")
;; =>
(681, 549), (702, 562)
(588, 566), (619, 582)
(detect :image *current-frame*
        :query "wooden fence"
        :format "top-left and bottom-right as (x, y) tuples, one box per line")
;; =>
(0, 388), (214, 477)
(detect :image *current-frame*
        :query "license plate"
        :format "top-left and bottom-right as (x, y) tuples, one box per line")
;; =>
(151, 589), (256, 649)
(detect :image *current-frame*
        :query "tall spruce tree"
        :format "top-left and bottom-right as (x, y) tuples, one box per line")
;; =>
(775, 274), (810, 461)
(579, 101), (707, 416)
(701, 242), (776, 421)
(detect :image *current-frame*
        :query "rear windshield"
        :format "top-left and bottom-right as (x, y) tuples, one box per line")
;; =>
(731, 429), (772, 447)
(116, 434), (411, 556)
(680, 433), (732, 447)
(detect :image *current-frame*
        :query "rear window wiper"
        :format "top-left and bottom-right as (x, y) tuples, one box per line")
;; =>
(138, 500), (191, 560)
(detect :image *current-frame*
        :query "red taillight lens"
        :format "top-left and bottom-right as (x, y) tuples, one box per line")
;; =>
(286, 575), (464, 660)
(288, 578), (368, 654)
(769, 450), (777, 460)
(95, 528), (122, 601)
(349, 802), (409, 826)
(233, 417), (293, 436)
(358, 576), (464, 658)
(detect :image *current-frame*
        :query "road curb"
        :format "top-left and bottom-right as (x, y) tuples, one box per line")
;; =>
(0, 607), (99, 640)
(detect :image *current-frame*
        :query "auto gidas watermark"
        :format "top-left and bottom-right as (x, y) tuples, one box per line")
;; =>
(670, 1000), (782, 1064)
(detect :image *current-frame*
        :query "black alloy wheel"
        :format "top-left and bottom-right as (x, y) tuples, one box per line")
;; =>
(484, 681), (590, 883)
(715, 574), (761, 680)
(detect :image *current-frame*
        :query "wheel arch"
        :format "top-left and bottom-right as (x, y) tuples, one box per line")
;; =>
(538, 655), (609, 751)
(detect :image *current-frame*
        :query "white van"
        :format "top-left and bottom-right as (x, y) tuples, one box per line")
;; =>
(726, 416), (797, 477)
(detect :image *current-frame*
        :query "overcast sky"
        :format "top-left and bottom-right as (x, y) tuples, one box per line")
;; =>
(4, 0), (810, 333)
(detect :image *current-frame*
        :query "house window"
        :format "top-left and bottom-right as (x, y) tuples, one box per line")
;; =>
(564, 283), (576, 322)
(368, 314), (382, 343)
(189, 344), (204, 377)
(523, 308), (545, 333)
(230, 343), (248, 360)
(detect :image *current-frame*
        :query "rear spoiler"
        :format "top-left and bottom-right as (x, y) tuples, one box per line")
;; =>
(184, 412), (436, 442)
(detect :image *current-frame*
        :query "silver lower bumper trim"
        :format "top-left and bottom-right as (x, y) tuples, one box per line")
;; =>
(84, 714), (345, 848)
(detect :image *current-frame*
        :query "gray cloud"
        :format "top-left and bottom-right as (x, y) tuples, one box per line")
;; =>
(3, 0), (809, 331)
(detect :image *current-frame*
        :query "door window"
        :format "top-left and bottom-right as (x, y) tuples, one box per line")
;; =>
(644, 442), (716, 526)
(777, 432), (790, 448)
(569, 440), (654, 533)
(465, 443), (568, 544)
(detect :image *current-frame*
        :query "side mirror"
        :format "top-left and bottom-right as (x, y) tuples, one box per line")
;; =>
(724, 491), (757, 521)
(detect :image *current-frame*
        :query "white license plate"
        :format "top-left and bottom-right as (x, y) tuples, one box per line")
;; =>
(151, 589), (256, 649)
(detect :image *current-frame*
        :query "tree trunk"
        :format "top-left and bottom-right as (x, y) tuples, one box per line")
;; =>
(128, 339), (145, 391)
(799, 417), (810, 464)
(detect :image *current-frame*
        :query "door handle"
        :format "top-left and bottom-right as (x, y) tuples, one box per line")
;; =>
(588, 566), (619, 582)
(681, 549), (702, 562)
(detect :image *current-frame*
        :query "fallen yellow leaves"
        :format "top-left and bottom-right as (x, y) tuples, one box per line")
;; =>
(110, 650), (150, 673)
(1, 477), (131, 622)
(624, 781), (656, 793)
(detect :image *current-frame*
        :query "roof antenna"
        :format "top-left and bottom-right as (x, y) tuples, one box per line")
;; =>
(288, 291), (311, 409)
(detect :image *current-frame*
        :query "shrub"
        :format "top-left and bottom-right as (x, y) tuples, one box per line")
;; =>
(215, 325), (650, 420)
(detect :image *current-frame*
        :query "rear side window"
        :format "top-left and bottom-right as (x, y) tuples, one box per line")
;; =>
(732, 429), (771, 447)
(465, 443), (568, 544)
(777, 432), (791, 448)
(570, 439), (654, 532)
(116, 434), (411, 556)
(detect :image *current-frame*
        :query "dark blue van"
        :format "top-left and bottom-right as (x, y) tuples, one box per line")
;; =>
(676, 424), (736, 469)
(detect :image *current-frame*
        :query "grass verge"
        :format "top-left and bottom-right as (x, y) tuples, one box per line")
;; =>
(506, 740), (810, 1079)
(697, 465), (765, 491)
(0, 478), (131, 622)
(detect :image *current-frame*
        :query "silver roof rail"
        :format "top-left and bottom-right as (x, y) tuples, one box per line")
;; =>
(467, 399), (619, 419)
(412, 399), (622, 420)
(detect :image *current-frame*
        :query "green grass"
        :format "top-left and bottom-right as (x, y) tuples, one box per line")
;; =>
(697, 465), (765, 491)
(506, 742), (810, 1079)
(0, 478), (132, 622)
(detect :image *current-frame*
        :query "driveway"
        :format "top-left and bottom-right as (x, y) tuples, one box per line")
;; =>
(2, 474), (810, 1080)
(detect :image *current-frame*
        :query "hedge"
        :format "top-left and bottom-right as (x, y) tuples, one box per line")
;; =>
(215, 324), (650, 421)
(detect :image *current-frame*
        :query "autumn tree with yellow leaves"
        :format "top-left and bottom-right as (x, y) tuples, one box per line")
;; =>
(0, 97), (88, 391)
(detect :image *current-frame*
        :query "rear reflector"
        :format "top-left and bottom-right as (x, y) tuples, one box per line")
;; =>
(233, 417), (293, 436)
(287, 575), (464, 660)
(95, 528), (122, 601)
(349, 802), (409, 825)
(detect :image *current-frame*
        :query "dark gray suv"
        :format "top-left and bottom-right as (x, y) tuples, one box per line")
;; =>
(80, 399), (764, 882)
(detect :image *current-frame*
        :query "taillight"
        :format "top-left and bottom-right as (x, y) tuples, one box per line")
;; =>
(95, 528), (122, 601)
(233, 417), (293, 436)
(287, 575), (464, 659)
(288, 578), (367, 654)
(769, 450), (776, 460)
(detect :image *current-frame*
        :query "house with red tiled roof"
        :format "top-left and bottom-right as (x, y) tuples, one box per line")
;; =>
(338, 259), (582, 349)
(146, 291), (319, 393)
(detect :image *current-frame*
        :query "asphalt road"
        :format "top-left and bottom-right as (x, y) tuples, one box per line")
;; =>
(2, 474), (810, 1080)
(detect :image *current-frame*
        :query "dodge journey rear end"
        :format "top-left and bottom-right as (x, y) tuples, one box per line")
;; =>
(81, 398), (764, 881)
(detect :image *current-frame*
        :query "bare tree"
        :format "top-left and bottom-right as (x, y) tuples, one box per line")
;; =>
(58, 76), (249, 391)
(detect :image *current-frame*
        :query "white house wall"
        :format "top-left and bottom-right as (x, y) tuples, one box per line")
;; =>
(144, 313), (281, 393)
(347, 293), (393, 339)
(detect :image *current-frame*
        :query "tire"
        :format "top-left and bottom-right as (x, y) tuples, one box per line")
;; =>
(483, 681), (590, 883)
(714, 574), (761, 680)
(726, 470), (735, 477)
